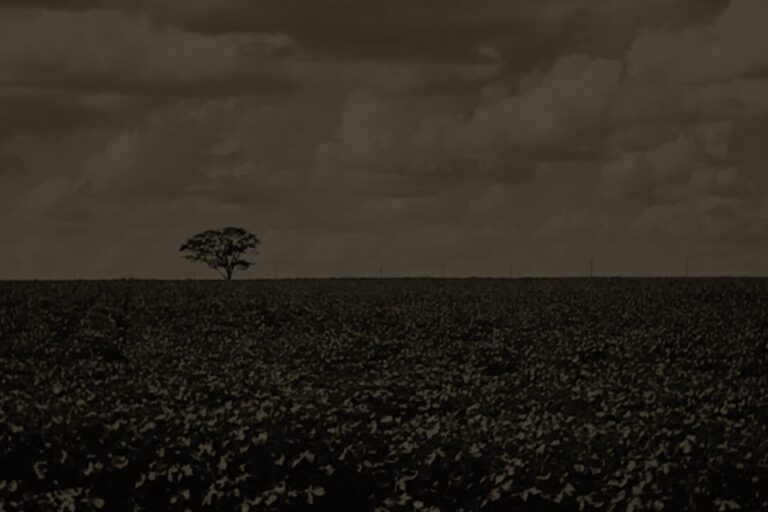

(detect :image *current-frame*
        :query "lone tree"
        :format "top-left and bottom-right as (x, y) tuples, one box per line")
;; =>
(179, 227), (260, 280)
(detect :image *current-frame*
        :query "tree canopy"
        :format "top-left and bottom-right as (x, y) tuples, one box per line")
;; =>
(179, 227), (260, 280)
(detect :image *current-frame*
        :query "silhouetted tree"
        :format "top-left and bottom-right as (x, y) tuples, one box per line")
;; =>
(179, 227), (260, 280)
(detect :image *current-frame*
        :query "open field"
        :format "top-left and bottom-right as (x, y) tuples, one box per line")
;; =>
(1, 278), (767, 511)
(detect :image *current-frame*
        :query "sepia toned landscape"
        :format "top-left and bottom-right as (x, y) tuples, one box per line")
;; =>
(3, 0), (768, 510)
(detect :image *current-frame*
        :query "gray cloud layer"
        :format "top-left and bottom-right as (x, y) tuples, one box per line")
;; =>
(1, 0), (766, 278)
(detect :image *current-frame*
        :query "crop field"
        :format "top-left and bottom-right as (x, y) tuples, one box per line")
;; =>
(1, 278), (767, 511)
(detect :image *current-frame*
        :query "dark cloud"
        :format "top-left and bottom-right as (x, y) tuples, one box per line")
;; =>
(2, 0), (768, 278)
(0, 9), (296, 98)
(0, 0), (730, 71)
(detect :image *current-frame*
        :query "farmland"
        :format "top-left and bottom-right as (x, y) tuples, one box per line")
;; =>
(1, 278), (767, 511)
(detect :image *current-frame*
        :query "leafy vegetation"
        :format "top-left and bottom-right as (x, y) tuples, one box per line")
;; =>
(1, 278), (767, 511)
(179, 227), (261, 280)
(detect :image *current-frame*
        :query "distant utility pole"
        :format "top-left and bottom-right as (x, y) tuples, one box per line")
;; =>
(378, 266), (383, 279)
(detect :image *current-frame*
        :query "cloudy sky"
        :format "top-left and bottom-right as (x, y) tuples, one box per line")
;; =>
(1, 0), (767, 279)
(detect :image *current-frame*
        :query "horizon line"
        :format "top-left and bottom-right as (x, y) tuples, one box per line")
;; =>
(1, 275), (766, 282)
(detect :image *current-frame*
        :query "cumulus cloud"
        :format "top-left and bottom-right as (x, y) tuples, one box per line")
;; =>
(85, 130), (140, 193)
(468, 184), (507, 215)
(314, 54), (622, 200)
(682, 79), (768, 117)
(4, 0), (768, 278)
(25, 177), (85, 217)
(608, 0), (768, 127)
(78, 97), (308, 209)
(450, 54), (623, 152)
(627, 0), (768, 83)
(596, 0), (768, 257)
(310, 90), (422, 196)
(323, 89), (416, 169)
(601, 122), (744, 202)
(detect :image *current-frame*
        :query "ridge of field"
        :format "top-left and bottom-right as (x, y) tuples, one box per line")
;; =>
(1, 279), (767, 511)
